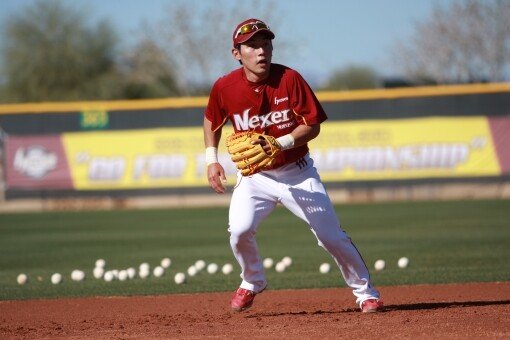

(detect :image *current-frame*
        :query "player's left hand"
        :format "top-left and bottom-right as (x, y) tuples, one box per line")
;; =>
(226, 131), (282, 176)
(207, 163), (227, 194)
(251, 137), (272, 153)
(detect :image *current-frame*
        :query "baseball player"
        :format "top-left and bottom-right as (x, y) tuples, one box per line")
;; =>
(203, 18), (383, 313)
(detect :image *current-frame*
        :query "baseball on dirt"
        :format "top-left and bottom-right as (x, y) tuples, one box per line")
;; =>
(17, 273), (28, 285)
(398, 257), (409, 268)
(374, 259), (386, 271)
(51, 273), (62, 285)
(263, 258), (274, 269)
(319, 263), (331, 274)
(174, 272), (186, 284)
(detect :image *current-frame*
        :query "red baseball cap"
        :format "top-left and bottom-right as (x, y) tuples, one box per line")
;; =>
(232, 18), (275, 47)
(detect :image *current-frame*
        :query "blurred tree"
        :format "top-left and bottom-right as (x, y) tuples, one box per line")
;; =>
(121, 39), (181, 99)
(322, 65), (380, 90)
(1, 0), (124, 102)
(146, 0), (285, 95)
(393, 0), (510, 84)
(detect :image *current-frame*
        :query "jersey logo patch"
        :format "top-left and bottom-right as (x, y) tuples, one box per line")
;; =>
(274, 96), (289, 105)
(233, 108), (292, 130)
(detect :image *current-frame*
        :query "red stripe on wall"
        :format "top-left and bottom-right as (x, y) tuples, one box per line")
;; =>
(488, 116), (510, 175)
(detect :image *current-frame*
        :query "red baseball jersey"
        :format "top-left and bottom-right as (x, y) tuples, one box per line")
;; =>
(205, 63), (328, 169)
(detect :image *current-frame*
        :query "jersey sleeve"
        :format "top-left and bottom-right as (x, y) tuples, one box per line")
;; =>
(290, 71), (328, 126)
(204, 81), (227, 132)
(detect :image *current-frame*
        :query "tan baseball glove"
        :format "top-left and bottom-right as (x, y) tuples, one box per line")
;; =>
(226, 131), (282, 176)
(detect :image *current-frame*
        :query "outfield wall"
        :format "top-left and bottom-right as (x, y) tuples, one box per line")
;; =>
(0, 83), (509, 209)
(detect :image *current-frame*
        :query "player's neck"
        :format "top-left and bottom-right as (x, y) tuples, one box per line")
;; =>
(243, 67), (270, 83)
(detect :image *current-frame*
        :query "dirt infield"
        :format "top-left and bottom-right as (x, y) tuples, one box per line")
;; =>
(1, 282), (509, 339)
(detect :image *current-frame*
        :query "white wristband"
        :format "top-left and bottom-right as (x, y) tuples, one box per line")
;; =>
(276, 134), (295, 150)
(205, 147), (218, 166)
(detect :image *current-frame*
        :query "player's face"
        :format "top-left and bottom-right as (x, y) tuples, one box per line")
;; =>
(234, 34), (273, 82)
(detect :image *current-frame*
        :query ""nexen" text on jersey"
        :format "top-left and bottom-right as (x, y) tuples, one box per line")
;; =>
(233, 108), (291, 130)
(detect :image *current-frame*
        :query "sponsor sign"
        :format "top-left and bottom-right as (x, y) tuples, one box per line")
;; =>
(4, 135), (73, 189)
(4, 116), (508, 191)
(61, 128), (236, 190)
(311, 117), (500, 180)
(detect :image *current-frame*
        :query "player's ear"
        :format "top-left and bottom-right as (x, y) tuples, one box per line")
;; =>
(232, 47), (241, 62)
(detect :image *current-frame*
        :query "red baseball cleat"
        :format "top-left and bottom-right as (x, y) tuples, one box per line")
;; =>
(361, 299), (384, 313)
(231, 287), (258, 312)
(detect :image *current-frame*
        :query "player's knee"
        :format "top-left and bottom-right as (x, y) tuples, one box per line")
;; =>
(229, 224), (256, 244)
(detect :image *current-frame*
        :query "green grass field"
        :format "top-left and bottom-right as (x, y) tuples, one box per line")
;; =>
(1, 199), (509, 300)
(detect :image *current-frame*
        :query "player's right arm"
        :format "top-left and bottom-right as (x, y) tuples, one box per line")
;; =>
(203, 117), (227, 194)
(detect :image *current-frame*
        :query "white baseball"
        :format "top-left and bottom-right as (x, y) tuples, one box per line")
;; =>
(398, 257), (409, 268)
(187, 266), (198, 277)
(127, 267), (136, 279)
(222, 263), (234, 275)
(104, 271), (115, 282)
(207, 263), (218, 274)
(51, 273), (62, 284)
(263, 258), (274, 269)
(374, 259), (386, 271)
(139, 269), (149, 279)
(118, 270), (128, 281)
(195, 260), (206, 271)
(153, 266), (165, 277)
(93, 267), (104, 279)
(282, 256), (293, 267)
(161, 258), (172, 268)
(71, 269), (85, 281)
(319, 263), (331, 274)
(174, 272), (186, 284)
(139, 263), (150, 272)
(95, 259), (106, 268)
(275, 261), (286, 273)
(17, 273), (28, 285)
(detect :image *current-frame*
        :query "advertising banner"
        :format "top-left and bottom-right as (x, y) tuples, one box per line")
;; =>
(61, 128), (237, 190)
(4, 135), (73, 189)
(310, 116), (501, 181)
(3, 116), (509, 190)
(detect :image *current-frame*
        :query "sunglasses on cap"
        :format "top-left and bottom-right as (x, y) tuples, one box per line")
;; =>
(235, 21), (270, 38)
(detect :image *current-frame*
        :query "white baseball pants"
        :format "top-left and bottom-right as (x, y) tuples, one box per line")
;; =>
(228, 154), (380, 305)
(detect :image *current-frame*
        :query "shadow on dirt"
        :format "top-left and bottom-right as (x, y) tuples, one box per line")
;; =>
(246, 300), (510, 317)
(383, 300), (510, 312)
